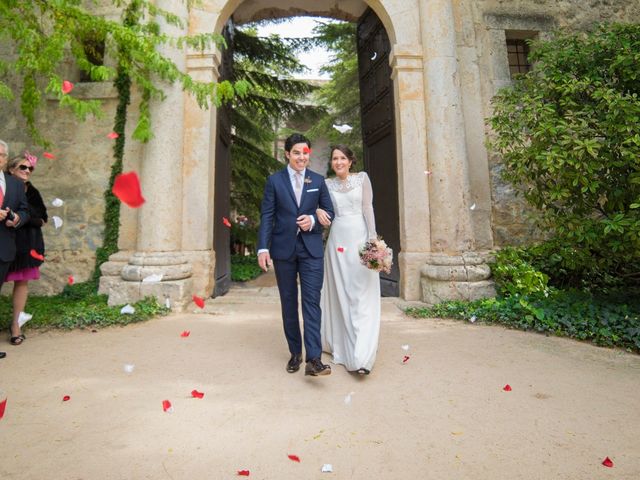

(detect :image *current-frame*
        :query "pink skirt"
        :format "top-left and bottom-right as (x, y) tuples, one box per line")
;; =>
(6, 266), (40, 282)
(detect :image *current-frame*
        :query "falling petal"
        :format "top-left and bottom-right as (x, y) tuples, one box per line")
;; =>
(112, 171), (145, 208)
(302, 146), (312, 155)
(470, 203), (477, 210)
(51, 198), (64, 207)
(62, 395), (71, 402)
(162, 400), (173, 413)
(288, 454), (301, 463)
(123, 364), (135, 374)
(67, 275), (74, 286)
(180, 330), (190, 337)
(61, 80), (74, 94)
(193, 295), (205, 309)
(107, 132), (119, 139)
(424, 170), (432, 176)
(401, 344), (410, 351)
(43, 152), (56, 160)
(371, 51), (377, 61)
(24, 152), (38, 167)
(503, 384), (512, 391)
(0, 398), (6, 420)
(337, 247), (345, 253)
(402, 355), (410, 364)
(120, 304), (135, 315)
(52, 216), (63, 229)
(18, 311), (33, 328)
(344, 392), (355, 405)
(469, 315), (477, 323)
(30, 249), (44, 261)
(332, 124), (353, 134)
(602, 457), (614, 468)
(237, 471), (250, 476)
(223, 217), (232, 228)
(142, 273), (163, 283)
(321, 464), (333, 473)
(191, 390), (205, 399)
(165, 298), (171, 309)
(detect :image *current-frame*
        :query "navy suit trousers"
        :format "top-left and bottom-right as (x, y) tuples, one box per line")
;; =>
(273, 235), (324, 361)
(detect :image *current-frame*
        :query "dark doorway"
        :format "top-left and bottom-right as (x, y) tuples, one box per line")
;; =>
(212, 22), (233, 297)
(357, 8), (401, 297)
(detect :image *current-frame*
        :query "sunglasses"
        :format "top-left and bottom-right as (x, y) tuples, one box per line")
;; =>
(18, 164), (34, 172)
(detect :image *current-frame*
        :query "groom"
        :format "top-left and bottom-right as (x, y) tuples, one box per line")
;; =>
(257, 133), (334, 376)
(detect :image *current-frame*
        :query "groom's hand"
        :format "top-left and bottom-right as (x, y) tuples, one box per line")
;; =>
(258, 251), (272, 272)
(296, 214), (312, 231)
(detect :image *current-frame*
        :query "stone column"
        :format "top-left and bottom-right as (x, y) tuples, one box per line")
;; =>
(104, 0), (193, 309)
(419, 0), (494, 303)
(389, 44), (431, 301)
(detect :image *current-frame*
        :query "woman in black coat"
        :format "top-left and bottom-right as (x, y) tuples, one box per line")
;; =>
(5, 152), (47, 345)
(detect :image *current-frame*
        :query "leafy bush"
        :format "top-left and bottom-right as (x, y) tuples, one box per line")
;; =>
(492, 247), (550, 297)
(0, 294), (169, 331)
(406, 288), (640, 352)
(488, 23), (640, 288)
(231, 254), (263, 282)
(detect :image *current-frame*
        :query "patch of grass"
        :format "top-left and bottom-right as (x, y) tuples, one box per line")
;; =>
(231, 254), (263, 282)
(405, 289), (640, 353)
(1, 286), (169, 331)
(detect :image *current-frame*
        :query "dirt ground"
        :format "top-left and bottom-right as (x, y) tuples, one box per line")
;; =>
(0, 275), (639, 479)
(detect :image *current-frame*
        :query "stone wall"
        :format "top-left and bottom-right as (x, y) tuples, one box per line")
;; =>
(472, 0), (640, 247)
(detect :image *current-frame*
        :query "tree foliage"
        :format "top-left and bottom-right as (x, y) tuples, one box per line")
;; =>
(488, 23), (640, 287)
(0, 0), (248, 145)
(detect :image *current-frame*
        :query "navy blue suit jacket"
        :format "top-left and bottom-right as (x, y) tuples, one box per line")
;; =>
(258, 168), (334, 260)
(1, 173), (30, 262)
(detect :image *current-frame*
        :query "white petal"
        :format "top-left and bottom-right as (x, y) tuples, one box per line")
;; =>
(165, 298), (171, 309)
(321, 464), (333, 473)
(120, 304), (135, 314)
(123, 364), (135, 373)
(371, 51), (377, 60)
(142, 273), (163, 283)
(18, 311), (33, 327)
(51, 198), (64, 207)
(469, 315), (477, 323)
(52, 216), (63, 229)
(401, 344), (410, 351)
(470, 203), (477, 210)
(344, 391), (355, 405)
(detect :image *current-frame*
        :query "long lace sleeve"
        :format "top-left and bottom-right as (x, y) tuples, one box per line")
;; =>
(361, 172), (377, 239)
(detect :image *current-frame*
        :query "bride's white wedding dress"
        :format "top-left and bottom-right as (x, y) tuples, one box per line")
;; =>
(321, 171), (381, 372)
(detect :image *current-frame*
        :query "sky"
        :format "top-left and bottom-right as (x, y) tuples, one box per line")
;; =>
(255, 17), (333, 80)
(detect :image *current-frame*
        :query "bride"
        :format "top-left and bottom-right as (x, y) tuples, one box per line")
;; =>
(316, 145), (381, 375)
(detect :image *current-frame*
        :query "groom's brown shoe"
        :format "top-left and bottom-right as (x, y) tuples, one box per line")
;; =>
(286, 353), (303, 373)
(305, 358), (331, 376)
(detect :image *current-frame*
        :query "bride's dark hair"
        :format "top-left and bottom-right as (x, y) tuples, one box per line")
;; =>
(330, 144), (356, 164)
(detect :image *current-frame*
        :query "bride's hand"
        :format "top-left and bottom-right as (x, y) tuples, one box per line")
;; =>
(316, 208), (332, 226)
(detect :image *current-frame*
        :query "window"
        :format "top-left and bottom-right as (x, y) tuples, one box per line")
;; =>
(506, 39), (531, 76)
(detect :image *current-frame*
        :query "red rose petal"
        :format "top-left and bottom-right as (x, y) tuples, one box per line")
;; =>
(191, 390), (204, 399)
(43, 152), (56, 160)
(193, 295), (205, 308)
(503, 384), (512, 391)
(162, 400), (172, 412)
(112, 171), (145, 208)
(30, 249), (44, 261)
(237, 471), (250, 476)
(107, 131), (119, 139)
(302, 146), (312, 154)
(287, 454), (301, 463)
(402, 355), (410, 363)
(602, 457), (614, 468)
(67, 275), (74, 286)
(62, 395), (71, 402)
(337, 247), (344, 252)
(223, 217), (232, 228)
(61, 80), (74, 94)
(180, 330), (190, 337)
(0, 398), (7, 420)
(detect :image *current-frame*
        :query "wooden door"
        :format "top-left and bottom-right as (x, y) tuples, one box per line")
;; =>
(357, 8), (401, 297)
(213, 23), (233, 297)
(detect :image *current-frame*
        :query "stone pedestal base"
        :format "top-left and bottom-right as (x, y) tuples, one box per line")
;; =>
(420, 252), (496, 304)
(100, 251), (197, 310)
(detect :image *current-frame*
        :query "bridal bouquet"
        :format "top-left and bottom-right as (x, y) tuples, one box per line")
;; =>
(359, 237), (393, 274)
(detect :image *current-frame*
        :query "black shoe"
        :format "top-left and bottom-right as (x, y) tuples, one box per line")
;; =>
(0, 351), (5, 359)
(305, 358), (331, 376)
(286, 353), (303, 373)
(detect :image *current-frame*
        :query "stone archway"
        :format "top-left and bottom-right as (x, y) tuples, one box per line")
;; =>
(101, 0), (496, 308)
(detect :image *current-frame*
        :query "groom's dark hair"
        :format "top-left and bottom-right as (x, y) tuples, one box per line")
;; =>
(284, 133), (311, 152)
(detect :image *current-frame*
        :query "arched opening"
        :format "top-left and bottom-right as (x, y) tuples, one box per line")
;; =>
(211, 2), (401, 297)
